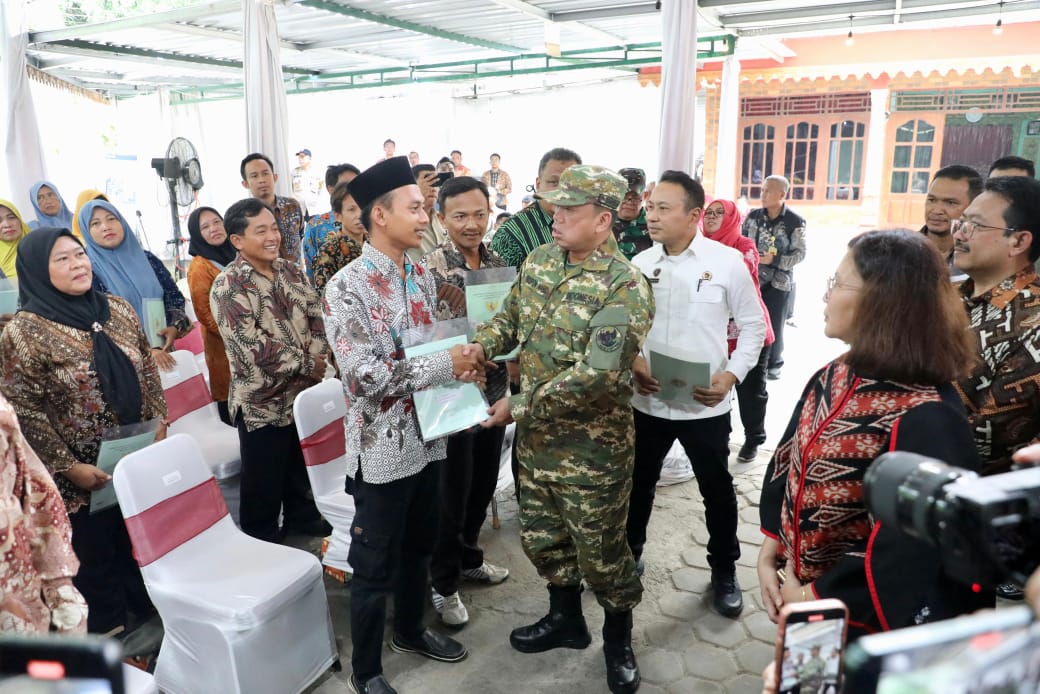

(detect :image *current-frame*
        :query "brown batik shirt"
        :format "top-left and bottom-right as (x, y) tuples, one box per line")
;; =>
(955, 267), (1040, 475)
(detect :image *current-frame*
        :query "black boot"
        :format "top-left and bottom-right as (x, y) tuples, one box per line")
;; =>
(603, 609), (640, 693)
(509, 584), (592, 653)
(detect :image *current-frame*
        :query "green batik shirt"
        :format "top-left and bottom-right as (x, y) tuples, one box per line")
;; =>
(612, 208), (651, 261)
(473, 235), (654, 486)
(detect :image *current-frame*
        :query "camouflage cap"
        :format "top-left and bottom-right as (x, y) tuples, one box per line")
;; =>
(618, 168), (646, 196)
(535, 165), (627, 212)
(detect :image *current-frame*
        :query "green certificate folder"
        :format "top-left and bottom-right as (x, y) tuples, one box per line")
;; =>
(404, 331), (490, 441)
(142, 298), (166, 348)
(90, 419), (161, 514)
(646, 341), (711, 406)
(465, 267), (518, 361)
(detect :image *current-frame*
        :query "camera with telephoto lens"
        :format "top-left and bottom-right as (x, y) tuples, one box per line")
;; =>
(863, 452), (1040, 590)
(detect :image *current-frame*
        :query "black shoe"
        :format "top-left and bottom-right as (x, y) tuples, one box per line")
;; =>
(285, 518), (333, 537)
(348, 674), (398, 694)
(737, 443), (758, 463)
(604, 643), (641, 694)
(603, 610), (640, 694)
(389, 628), (468, 663)
(996, 582), (1025, 601)
(711, 571), (744, 617)
(510, 585), (592, 653)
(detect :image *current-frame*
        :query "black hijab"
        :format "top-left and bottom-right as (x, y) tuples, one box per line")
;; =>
(187, 207), (237, 266)
(17, 227), (143, 425)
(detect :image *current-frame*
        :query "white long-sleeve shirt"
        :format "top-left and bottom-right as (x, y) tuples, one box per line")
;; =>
(630, 232), (767, 421)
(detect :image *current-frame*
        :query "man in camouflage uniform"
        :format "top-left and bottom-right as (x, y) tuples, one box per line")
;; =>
(612, 168), (652, 261)
(471, 165), (653, 694)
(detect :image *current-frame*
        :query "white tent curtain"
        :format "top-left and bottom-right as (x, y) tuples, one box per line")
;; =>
(1, 0), (48, 218)
(243, 0), (291, 197)
(714, 52), (741, 201)
(657, 0), (698, 176)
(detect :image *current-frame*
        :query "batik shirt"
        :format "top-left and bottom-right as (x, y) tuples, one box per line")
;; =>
(312, 234), (363, 293)
(272, 195), (305, 263)
(422, 240), (509, 404)
(302, 211), (340, 279)
(323, 244), (455, 485)
(955, 268), (1040, 475)
(210, 257), (330, 431)
(740, 204), (806, 292)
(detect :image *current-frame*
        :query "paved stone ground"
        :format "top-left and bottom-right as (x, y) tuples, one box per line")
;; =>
(304, 447), (776, 694)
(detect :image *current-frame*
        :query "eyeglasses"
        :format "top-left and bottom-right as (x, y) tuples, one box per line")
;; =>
(703, 209), (725, 218)
(950, 218), (1018, 240)
(826, 276), (862, 295)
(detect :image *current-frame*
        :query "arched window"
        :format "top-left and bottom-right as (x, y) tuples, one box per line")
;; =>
(783, 122), (819, 201)
(740, 123), (775, 200)
(890, 119), (936, 194)
(826, 120), (866, 201)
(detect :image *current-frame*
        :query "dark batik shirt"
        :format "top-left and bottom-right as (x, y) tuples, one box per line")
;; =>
(955, 268), (1040, 475)
(741, 204), (806, 292)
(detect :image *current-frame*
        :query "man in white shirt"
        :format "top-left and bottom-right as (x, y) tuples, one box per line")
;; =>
(626, 170), (766, 618)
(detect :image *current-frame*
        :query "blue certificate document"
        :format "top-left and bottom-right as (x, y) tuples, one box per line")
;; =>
(142, 297), (166, 348)
(404, 331), (489, 441)
(0, 278), (17, 315)
(90, 418), (161, 514)
(646, 340), (711, 406)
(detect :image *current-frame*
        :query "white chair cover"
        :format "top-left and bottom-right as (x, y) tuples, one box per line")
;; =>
(292, 379), (354, 574)
(113, 434), (336, 694)
(122, 663), (158, 694)
(160, 351), (239, 481)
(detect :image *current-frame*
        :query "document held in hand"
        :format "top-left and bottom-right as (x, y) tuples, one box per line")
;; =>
(465, 267), (519, 361)
(403, 318), (490, 441)
(90, 418), (161, 514)
(645, 340), (711, 405)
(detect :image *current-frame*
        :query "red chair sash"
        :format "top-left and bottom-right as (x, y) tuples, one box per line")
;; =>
(300, 419), (345, 467)
(123, 478), (228, 566)
(165, 374), (212, 423)
(174, 323), (204, 355)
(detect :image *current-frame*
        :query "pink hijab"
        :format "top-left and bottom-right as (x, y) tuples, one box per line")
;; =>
(701, 198), (742, 246)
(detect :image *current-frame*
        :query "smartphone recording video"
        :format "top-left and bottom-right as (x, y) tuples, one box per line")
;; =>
(775, 599), (848, 694)
(0, 635), (123, 694)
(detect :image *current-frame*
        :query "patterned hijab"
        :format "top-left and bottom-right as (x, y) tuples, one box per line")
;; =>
(28, 181), (74, 231)
(0, 200), (32, 278)
(78, 200), (163, 324)
(17, 228), (143, 425)
(187, 207), (237, 267)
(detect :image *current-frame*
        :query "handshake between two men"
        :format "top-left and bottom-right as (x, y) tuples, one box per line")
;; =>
(447, 343), (514, 428)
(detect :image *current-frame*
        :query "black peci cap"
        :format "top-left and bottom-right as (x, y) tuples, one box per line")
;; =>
(347, 156), (417, 210)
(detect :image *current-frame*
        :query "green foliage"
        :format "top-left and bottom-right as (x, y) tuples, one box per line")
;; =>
(60, 0), (197, 26)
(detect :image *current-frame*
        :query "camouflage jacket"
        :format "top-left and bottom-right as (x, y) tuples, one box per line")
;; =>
(473, 236), (654, 485)
(612, 208), (651, 261)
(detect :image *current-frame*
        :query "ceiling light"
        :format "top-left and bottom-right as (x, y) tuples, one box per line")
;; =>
(994, 1), (1004, 35)
(845, 15), (855, 46)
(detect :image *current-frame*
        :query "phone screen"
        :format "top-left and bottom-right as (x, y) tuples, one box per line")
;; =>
(435, 172), (454, 186)
(777, 600), (848, 694)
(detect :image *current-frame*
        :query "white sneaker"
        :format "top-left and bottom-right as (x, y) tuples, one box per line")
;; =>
(461, 561), (510, 584)
(431, 589), (469, 626)
(657, 451), (695, 486)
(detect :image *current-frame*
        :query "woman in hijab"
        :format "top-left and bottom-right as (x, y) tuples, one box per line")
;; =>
(0, 227), (166, 635)
(0, 199), (31, 278)
(79, 199), (190, 371)
(28, 181), (74, 231)
(186, 206), (236, 424)
(702, 197), (774, 461)
(71, 189), (110, 241)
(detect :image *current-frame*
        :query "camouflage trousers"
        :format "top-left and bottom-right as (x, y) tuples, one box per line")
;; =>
(517, 462), (643, 611)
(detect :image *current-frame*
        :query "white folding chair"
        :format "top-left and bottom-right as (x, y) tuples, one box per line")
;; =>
(159, 350), (239, 480)
(292, 378), (354, 576)
(172, 323), (209, 384)
(113, 434), (337, 694)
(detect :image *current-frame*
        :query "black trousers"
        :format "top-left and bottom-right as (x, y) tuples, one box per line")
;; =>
(761, 283), (790, 371)
(349, 461), (441, 681)
(735, 344), (770, 446)
(235, 416), (322, 542)
(431, 425), (506, 596)
(70, 505), (153, 634)
(626, 410), (739, 570)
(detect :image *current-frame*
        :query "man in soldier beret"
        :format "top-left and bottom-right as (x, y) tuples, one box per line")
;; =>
(470, 165), (654, 694)
(613, 167), (652, 261)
